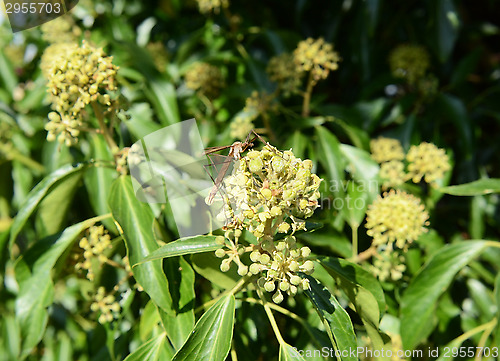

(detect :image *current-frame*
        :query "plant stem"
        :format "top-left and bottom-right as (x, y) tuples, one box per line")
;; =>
(256, 284), (285, 345)
(352, 225), (359, 258)
(242, 297), (304, 324)
(301, 72), (314, 117)
(194, 275), (252, 314)
(261, 113), (277, 143)
(91, 102), (120, 155)
(0, 143), (45, 173)
(474, 318), (496, 361)
(449, 318), (497, 346)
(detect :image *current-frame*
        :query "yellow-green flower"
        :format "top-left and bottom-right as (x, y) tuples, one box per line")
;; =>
(365, 190), (429, 249)
(293, 38), (340, 84)
(217, 145), (321, 239)
(75, 225), (112, 281)
(379, 160), (406, 190)
(185, 62), (224, 98)
(406, 142), (450, 187)
(46, 41), (119, 118)
(370, 137), (405, 163)
(41, 43), (77, 78)
(211, 145), (321, 303)
(196, 0), (229, 14)
(146, 41), (169, 72)
(267, 53), (303, 96)
(90, 287), (120, 324)
(230, 114), (254, 141)
(40, 15), (81, 44)
(389, 44), (430, 85)
(372, 247), (406, 282)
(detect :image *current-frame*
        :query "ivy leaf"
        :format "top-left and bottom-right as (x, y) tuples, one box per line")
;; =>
(439, 179), (500, 196)
(136, 235), (220, 265)
(400, 241), (488, 350)
(109, 176), (173, 313)
(279, 343), (307, 361)
(9, 163), (88, 248)
(172, 295), (235, 361)
(305, 276), (357, 361)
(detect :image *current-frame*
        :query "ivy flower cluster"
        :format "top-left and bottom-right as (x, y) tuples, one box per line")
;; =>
(90, 287), (120, 324)
(230, 91), (276, 139)
(293, 37), (340, 85)
(266, 53), (303, 96)
(371, 247), (407, 282)
(365, 190), (429, 250)
(210, 145), (321, 303)
(370, 137), (450, 189)
(406, 142), (451, 187)
(370, 137), (405, 163)
(45, 41), (118, 145)
(185, 62), (225, 98)
(40, 16), (81, 44)
(75, 225), (112, 281)
(389, 44), (430, 85)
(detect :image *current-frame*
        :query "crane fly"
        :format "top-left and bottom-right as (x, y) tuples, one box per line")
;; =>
(203, 133), (257, 205)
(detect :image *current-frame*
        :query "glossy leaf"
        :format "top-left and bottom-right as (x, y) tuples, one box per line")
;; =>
(320, 257), (385, 318)
(15, 218), (96, 358)
(136, 235), (220, 265)
(305, 276), (357, 361)
(400, 241), (488, 350)
(108, 176), (173, 313)
(172, 295), (235, 361)
(431, 0), (460, 62)
(9, 163), (88, 248)
(440, 178), (500, 196)
(279, 343), (307, 361)
(84, 133), (117, 231)
(159, 257), (195, 350)
(315, 126), (345, 198)
(123, 333), (167, 361)
(35, 171), (82, 237)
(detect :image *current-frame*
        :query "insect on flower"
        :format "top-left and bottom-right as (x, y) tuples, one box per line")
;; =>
(203, 130), (271, 205)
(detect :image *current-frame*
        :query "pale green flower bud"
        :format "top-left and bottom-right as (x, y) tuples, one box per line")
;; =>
(215, 249), (226, 258)
(264, 281), (276, 292)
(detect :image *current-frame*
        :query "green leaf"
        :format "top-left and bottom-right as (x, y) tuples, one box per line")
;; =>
(339, 144), (379, 200)
(124, 333), (167, 361)
(320, 257), (385, 320)
(159, 257), (195, 350)
(439, 178), (500, 196)
(172, 295), (235, 361)
(284, 130), (308, 159)
(9, 163), (88, 249)
(108, 176), (173, 313)
(340, 181), (370, 229)
(84, 134), (117, 232)
(305, 276), (357, 361)
(315, 126), (345, 198)
(431, 0), (460, 62)
(0, 51), (17, 96)
(437, 93), (472, 156)
(15, 218), (97, 358)
(146, 79), (180, 126)
(400, 241), (489, 350)
(136, 235), (220, 265)
(494, 273), (500, 346)
(298, 231), (352, 259)
(279, 343), (307, 361)
(35, 171), (82, 237)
